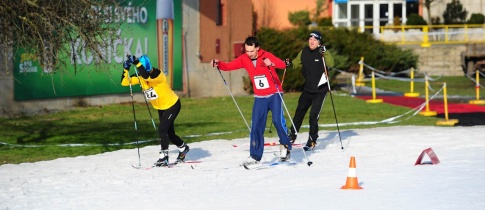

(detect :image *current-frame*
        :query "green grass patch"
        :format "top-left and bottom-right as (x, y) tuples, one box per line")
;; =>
(2, 78), (474, 165)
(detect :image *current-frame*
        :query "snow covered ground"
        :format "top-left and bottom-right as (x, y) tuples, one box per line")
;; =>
(1, 126), (484, 210)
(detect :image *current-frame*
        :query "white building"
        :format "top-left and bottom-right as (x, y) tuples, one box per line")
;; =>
(332, 0), (485, 35)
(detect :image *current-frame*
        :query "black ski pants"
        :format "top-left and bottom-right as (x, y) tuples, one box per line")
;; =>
(158, 99), (185, 150)
(290, 90), (328, 141)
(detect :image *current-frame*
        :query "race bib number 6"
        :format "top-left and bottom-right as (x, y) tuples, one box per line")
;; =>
(143, 88), (159, 100)
(253, 75), (269, 90)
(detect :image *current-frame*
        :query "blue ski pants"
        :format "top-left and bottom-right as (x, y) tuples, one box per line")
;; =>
(250, 94), (291, 161)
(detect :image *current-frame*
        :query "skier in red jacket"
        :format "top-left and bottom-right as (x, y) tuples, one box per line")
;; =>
(211, 36), (291, 168)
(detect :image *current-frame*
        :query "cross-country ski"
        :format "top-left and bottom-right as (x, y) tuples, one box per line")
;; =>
(132, 160), (202, 170)
(243, 160), (298, 170)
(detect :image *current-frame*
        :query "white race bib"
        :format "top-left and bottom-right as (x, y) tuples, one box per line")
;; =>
(143, 87), (159, 100)
(253, 75), (270, 89)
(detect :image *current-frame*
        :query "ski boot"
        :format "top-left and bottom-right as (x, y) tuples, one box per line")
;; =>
(242, 156), (260, 169)
(176, 143), (190, 163)
(279, 144), (291, 161)
(154, 150), (169, 167)
(303, 138), (317, 151)
(288, 133), (297, 144)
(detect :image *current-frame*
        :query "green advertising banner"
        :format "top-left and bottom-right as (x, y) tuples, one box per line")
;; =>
(14, 0), (183, 101)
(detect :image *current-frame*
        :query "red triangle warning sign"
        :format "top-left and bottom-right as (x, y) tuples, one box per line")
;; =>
(415, 147), (440, 165)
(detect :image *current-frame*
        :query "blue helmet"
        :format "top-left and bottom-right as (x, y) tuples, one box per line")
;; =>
(138, 55), (152, 72)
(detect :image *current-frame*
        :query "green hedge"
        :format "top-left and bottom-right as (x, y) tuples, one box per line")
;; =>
(252, 26), (418, 92)
(468, 13), (485, 24)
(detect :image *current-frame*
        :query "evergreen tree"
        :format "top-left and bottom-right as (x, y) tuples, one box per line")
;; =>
(467, 13), (485, 24)
(288, 11), (311, 27)
(443, 0), (468, 24)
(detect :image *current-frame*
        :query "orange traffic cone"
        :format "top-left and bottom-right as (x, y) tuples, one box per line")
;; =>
(341, 156), (363, 190)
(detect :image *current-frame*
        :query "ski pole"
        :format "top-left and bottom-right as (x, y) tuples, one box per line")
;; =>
(132, 69), (158, 131)
(268, 67), (286, 134)
(128, 79), (142, 167)
(213, 62), (251, 132)
(264, 61), (313, 167)
(321, 56), (344, 150)
(127, 55), (160, 150)
(133, 68), (164, 150)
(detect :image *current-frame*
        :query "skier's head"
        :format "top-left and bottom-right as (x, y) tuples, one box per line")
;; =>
(309, 31), (322, 43)
(138, 55), (152, 72)
(244, 36), (260, 59)
(309, 31), (322, 50)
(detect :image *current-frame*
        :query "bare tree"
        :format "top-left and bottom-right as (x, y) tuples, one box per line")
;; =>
(421, 0), (444, 25)
(258, 0), (277, 28)
(0, 0), (130, 78)
(312, 0), (328, 22)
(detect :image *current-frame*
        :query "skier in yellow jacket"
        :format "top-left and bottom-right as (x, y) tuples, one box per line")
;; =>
(121, 55), (189, 167)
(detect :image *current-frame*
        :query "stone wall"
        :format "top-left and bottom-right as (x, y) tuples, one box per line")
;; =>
(401, 44), (465, 76)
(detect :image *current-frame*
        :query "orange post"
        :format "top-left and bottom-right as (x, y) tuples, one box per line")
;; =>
(341, 156), (363, 190)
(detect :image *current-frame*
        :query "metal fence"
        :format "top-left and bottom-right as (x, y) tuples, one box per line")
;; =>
(329, 24), (485, 46)
(378, 24), (485, 46)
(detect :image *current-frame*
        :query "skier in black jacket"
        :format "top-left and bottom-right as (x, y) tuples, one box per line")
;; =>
(286, 31), (335, 151)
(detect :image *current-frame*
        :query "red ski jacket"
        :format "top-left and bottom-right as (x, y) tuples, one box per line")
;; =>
(217, 49), (286, 97)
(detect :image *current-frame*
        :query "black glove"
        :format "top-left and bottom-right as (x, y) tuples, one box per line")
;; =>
(211, 60), (219, 67)
(126, 55), (139, 64)
(123, 60), (131, 70)
(285, 58), (291, 67)
(318, 45), (326, 54)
